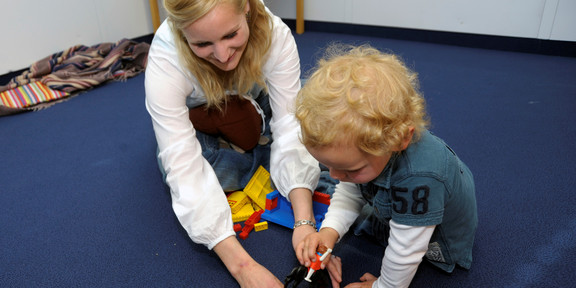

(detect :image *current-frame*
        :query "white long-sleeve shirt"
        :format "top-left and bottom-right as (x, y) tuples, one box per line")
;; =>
(144, 8), (320, 249)
(321, 182), (435, 288)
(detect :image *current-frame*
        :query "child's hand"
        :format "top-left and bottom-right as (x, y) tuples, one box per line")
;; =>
(343, 272), (377, 288)
(295, 228), (339, 268)
(326, 254), (343, 288)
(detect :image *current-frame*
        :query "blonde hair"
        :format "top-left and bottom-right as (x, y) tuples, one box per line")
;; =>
(295, 44), (429, 156)
(163, 0), (272, 110)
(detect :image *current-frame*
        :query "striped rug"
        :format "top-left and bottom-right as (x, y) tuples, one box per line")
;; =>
(0, 81), (69, 108)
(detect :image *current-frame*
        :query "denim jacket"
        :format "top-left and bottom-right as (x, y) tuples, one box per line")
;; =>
(359, 130), (478, 272)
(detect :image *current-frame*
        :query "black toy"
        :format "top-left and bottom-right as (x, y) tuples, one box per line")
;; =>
(284, 264), (331, 288)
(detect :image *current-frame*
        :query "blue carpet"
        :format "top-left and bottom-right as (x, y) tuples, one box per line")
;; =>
(2, 31), (575, 287)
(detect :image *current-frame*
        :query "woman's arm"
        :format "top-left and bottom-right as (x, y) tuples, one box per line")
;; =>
(289, 187), (317, 250)
(145, 21), (235, 249)
(263, 11), (320, 198)
(214, 236), (283, 288)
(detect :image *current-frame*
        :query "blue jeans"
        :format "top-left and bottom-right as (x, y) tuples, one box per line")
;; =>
(195, 91), (272, 191)
(158, 92), (339, 194)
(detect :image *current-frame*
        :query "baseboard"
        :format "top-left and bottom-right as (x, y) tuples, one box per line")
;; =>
(3, 23), (574, 83)
(283, 19), (576, 58)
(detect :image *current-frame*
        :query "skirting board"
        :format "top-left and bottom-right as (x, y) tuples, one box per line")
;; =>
(282, 19), (576, 58)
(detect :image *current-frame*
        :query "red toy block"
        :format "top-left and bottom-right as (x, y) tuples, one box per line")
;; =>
(239, 231), (249, 239)
(233, 223), (242, 232)
(239, 210), (264, 240)
(266, 196), (278, 211)
(244, 210), (263, 226)
(313, 191), (330, 205)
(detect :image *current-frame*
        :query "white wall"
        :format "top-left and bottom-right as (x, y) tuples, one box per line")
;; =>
(1, 0), (154, 75)
(265, 0), (576, 42)
(2, 0), (574, 75)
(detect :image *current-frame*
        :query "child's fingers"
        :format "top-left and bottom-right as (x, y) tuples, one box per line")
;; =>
(359, 272), (377, 282)
(326, 255), (342, 282)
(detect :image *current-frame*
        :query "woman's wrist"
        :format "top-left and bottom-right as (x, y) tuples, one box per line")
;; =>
(293, 219), (316, 229)
(289, 187), (315, 222)
(213, 236), (254, 277)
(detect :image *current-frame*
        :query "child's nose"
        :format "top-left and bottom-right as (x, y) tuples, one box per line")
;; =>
(329, 169), (346, 181)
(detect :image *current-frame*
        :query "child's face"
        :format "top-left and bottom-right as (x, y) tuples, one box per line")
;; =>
(308, 143), (392, 184)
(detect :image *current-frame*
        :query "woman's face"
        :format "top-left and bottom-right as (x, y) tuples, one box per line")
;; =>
(182, 2), (250, 71)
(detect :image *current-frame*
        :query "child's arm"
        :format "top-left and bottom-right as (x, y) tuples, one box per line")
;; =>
(320, 182), (366, 240)
(375, 220), (435, 288)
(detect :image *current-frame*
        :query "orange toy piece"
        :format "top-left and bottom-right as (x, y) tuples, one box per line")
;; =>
(304, 245), (332, 282)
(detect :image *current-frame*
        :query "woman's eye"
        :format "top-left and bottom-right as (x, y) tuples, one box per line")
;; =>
(224, 31), (238, 39)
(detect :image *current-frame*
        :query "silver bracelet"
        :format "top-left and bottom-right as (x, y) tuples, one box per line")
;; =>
(293, 219), (316, 229)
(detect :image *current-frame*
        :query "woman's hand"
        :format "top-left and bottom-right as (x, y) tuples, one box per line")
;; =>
(292, 223), (316, 252)
(214, 236), (283, 288)
(288, 188), (316, 251)
(295, 228), (338, 267)
(233, 260), (284, 288)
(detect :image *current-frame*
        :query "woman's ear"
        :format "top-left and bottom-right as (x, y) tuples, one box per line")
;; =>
(244, 1), (251, 15)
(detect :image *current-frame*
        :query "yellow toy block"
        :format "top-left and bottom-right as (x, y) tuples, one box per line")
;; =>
(244, 166), (273, 209)
(232, 201), (255, 223)
(227, 190), (250, 214)
(254, 221), (268, 232)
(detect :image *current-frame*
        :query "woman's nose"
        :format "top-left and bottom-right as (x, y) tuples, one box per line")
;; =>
(212, 43), (229, 63)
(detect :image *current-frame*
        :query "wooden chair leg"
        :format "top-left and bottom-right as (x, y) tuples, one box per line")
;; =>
(296, 0), (304, 34)
(150, 0), (161, 33)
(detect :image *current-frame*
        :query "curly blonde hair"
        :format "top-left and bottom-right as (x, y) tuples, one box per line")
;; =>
(295, 44), (429, 156)
(163, 0), (272, 110)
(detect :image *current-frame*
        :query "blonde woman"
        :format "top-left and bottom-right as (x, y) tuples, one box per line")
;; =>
(145, 0), (330, 286)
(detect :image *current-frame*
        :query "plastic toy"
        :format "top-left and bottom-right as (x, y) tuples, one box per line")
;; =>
(227, 190), (250, 213)
(284, 264), (331, 288)
(239, 210), (264, 239)
(304, 245), (332, 282)
(232, 200), (255, 223)
(254, 221), (268, 232)
(243, 165), (273, 209)
(261, 190), (330, 230)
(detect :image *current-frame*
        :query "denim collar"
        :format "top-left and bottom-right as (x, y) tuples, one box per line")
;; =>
(370, 152), (401, 190)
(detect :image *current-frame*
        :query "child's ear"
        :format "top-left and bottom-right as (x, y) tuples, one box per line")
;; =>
(397, 127), (415, 151)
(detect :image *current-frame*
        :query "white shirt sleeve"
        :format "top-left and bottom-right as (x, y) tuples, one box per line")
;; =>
(263, 12), (320, 199)
(145, 20), (234, 249)
(373, 221), (436, 288)
(319, 182), (366, 240)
